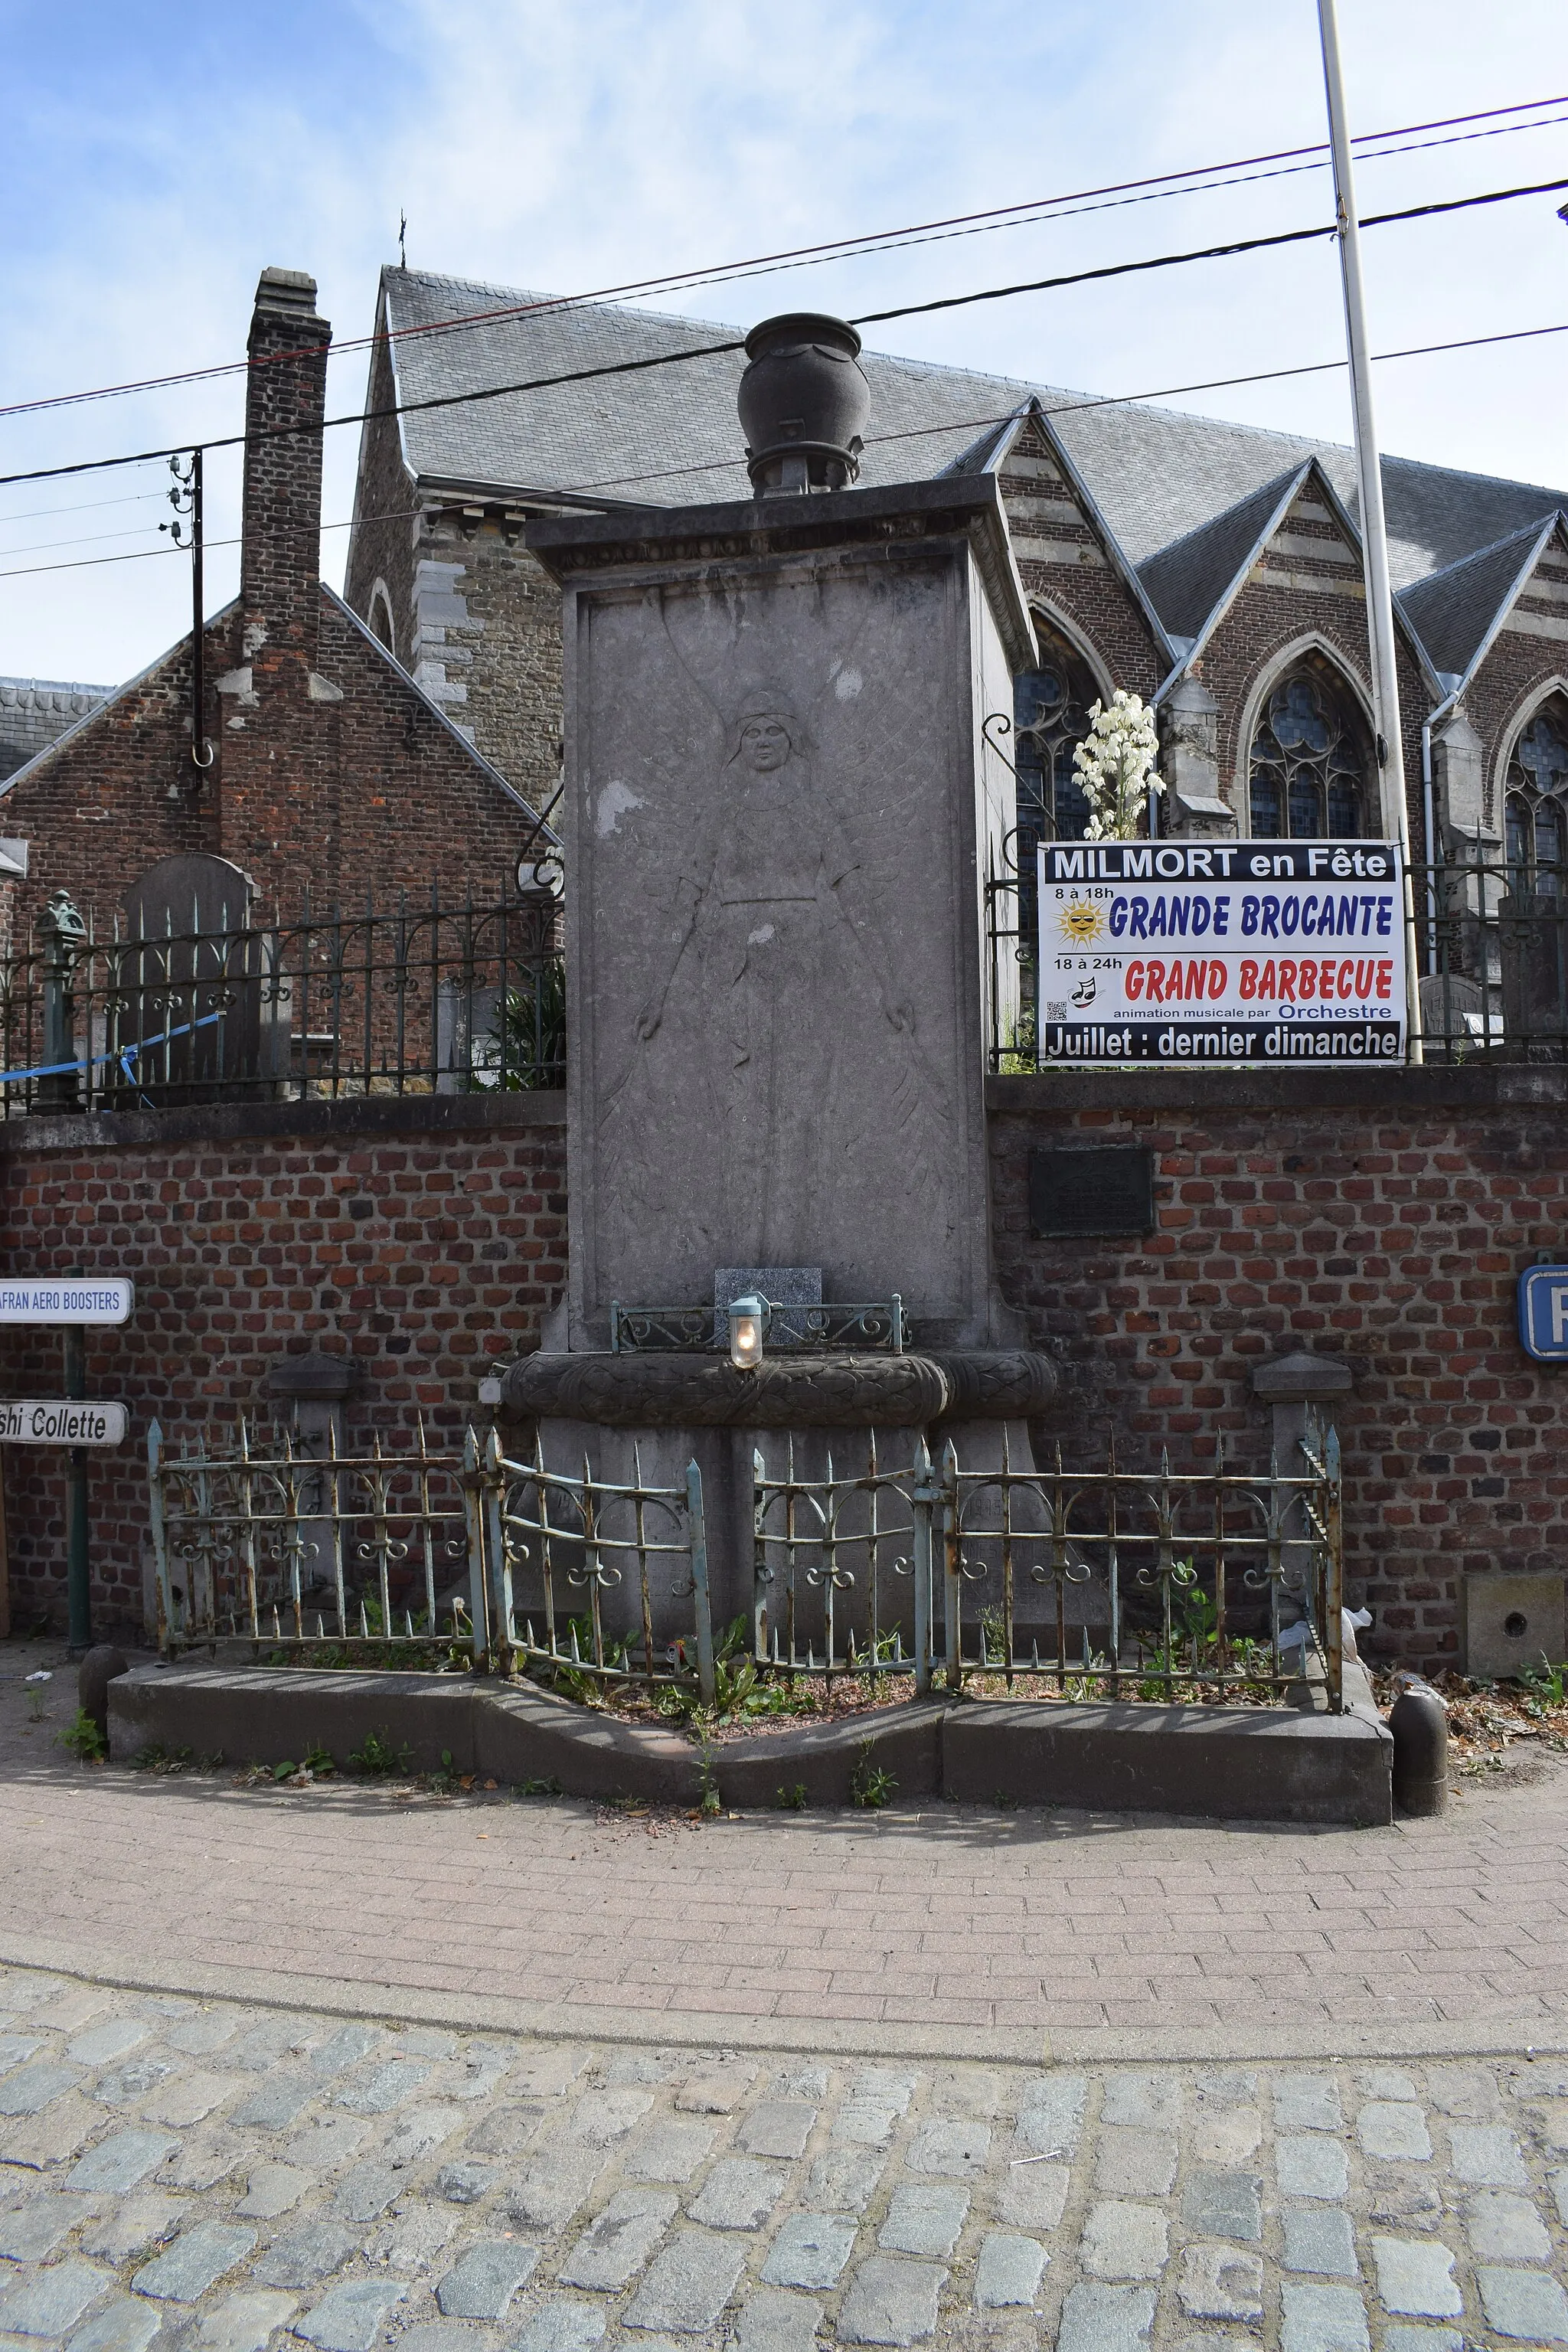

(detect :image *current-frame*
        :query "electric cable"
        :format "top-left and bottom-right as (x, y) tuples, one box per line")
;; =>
(0, 91), (1563, 426)
(1, 169), (1563, 500)
(2, 313), (1563, 583)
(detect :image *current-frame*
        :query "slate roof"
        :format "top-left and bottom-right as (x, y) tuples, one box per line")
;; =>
(1135, 469), (1304, 642)
(381, 268), (1568, 590)
(1395, 518), (1563, 681)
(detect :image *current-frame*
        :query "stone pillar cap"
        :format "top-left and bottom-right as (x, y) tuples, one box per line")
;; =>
(1251, 1350), (1354, 1401)
(266, 1348), (358, 1400)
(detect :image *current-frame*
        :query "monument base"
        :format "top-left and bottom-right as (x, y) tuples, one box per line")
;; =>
(495, 1348), (1057, 1637)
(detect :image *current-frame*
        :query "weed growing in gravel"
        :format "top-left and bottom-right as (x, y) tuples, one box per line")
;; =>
(59, 1709), (106, 1762)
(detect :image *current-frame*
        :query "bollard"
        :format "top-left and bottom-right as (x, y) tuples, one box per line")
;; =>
(77, 1645), (129, 1746)
(1390, 1680), (1449, 1816)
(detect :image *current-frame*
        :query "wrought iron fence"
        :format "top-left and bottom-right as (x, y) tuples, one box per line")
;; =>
(150, 1419), (1342, 1713)
(3, 887), (564, 1116)
(148, 1419), (720, 1704)
(148, 1416), (482, 1657)
(751, 1420), (1345, 1710)
(986, 841), (1568, 1070)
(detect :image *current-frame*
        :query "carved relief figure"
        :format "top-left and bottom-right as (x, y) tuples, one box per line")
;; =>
(605, 684), (946, 1269)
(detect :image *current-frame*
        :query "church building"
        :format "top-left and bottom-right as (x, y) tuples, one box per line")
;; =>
(344, 266), (1568, 894)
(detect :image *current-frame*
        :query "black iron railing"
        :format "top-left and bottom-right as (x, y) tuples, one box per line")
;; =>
(2, 888), (565, 1115)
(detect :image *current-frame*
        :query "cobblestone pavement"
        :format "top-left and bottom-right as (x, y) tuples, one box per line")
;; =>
(1, 1649), (1566, 2057)
(2, 1964), (1568, 2352)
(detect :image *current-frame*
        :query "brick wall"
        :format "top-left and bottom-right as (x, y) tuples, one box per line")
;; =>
(0, 1093), (566, 1637)
(5, 1066), (1563, 1666)
(989, 1067), (1568, 1671)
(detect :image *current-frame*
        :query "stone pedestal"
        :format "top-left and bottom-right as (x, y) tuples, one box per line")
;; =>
(511, 464), (1050, 1613)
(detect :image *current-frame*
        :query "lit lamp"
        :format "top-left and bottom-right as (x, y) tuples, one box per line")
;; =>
(727, 1293), (771, 1370)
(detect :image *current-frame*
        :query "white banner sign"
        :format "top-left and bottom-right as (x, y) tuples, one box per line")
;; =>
(0, 1278), (135, 1325)
(1037, 840), (1406, 1067)
(0, 1399), (129, 1446)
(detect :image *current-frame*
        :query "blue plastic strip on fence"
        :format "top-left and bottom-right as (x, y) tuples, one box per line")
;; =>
(0, 1009), (225, 1089)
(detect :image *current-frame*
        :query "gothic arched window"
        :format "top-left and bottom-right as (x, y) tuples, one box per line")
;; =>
(1504, 697), (1568, 896)
(1012, 624), (1099, 844)
(1247, 657), (1371, 839)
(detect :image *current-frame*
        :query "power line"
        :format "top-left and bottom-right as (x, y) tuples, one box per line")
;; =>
(534, 320), (1568, 501)
(1, 92), (1563, 427)
(4, 315), (1564, 585)
(2, 170), (1563, 501)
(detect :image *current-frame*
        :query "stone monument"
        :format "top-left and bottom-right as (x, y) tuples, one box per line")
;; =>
(498, 315), (1057, 1625)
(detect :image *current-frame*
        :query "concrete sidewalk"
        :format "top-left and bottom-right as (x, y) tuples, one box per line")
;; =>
(1, 1646), (1564, 2064)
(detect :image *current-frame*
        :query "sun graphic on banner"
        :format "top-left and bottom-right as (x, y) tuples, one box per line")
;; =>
(1058, 897), (1107, 944)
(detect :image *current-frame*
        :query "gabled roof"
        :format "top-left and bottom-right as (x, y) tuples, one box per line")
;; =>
(374, 266), (1568, 590)
(0, 586), (558, 847)
(1396, 514), (1566, 688)
(978, 400), (1175, 666)
(1137, 466), (1305, 644)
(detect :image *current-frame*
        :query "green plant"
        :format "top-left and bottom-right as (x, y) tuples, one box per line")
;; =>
(1171, 1572), (1218, 1650)
(481, 964), (567, 1092)
(850, 1740), (896, 1809)
(347, 1729), (413, 1777)
(24, 1684), (47, 1722)
(776, 1783), (808, 1811)
(303, 1743), (335, 1775)
(134, 1742), (194, 1774)
(992, 1790), (1018, 1811)
(60, 1708), (106, 1762)
(515, 1775), (564, 1798)
(1519, 1653), (1568, 1706)
(979, 1607), (1008, 1668)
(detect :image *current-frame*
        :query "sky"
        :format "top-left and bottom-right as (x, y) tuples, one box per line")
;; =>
(0, 0), (1564, 688)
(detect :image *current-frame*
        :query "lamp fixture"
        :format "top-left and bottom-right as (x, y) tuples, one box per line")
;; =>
(727, 1293), (771, 1370)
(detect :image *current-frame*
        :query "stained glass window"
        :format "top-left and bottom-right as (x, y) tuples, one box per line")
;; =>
(1012, 627), (1097, 844)
(1504, 700), (1568, 896)
(1248, 660), (1370, 839)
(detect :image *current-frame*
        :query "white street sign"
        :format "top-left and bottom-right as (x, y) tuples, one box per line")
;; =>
(0, 1400), (129, 1446)
(0, 1279), (135, 1325)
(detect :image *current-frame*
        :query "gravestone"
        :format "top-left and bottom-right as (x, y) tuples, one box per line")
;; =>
(116, 852), (283, 1101)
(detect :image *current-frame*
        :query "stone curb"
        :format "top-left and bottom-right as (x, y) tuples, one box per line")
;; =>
(0, 1939), (1563, 2068)
(107, 1664), (1393, 1825)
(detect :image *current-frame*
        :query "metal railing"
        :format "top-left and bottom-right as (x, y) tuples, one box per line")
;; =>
(149, 1419), (720, 1704)
(751, 1420), (1345, 1710)
(986, 840), (1568, 1070)
(4, 887), (564, 1115)
(149, 1418), (1342, 1712)
(609, 1299), (906, 1353)
(149, 1416), (479, 1655)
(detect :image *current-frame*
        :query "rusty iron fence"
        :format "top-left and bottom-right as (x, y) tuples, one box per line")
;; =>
(149, 1419), (1342, 1713)
(3, 886), (564, 1116)
(750, 1419), (1344, 1710)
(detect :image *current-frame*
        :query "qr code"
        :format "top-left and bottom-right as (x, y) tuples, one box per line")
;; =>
(1045, 1001), (1068, 1019)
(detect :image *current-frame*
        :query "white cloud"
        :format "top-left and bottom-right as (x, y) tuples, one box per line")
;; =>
(1, 0), (1562, 684)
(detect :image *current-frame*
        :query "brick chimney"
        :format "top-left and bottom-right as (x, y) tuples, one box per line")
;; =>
(239, 267), (331, 682)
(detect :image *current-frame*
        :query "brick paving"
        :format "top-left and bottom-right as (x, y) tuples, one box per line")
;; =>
(1, 1648), (1566, 2059)
(2, 1965), (1568, 2351)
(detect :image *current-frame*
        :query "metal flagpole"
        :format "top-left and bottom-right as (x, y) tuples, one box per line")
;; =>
(1317, 0), (1424, 1064)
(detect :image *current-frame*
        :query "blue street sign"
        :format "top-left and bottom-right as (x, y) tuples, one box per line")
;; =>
(1519, 1264), (1568, 1361)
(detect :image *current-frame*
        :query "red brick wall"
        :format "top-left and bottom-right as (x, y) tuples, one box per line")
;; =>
(7, 1070), (1565, 1670)
(989, 1068), (1568, 1671)
(0, 1094), (566, 1637)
